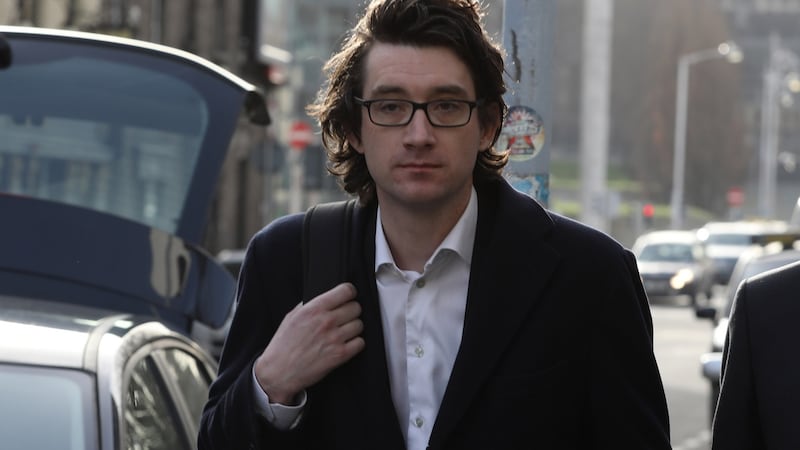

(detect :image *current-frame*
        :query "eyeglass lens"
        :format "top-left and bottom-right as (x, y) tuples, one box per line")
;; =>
(367, 100), (473, 127)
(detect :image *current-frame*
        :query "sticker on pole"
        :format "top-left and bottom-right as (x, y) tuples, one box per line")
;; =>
(496, 106), (545, 161)
(506, 173), (550, 205)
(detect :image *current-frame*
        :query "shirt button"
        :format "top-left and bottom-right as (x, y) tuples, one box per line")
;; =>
(414, 346), (424, 358)
(414, 416), (424, 428)
(415, 278), (426, 288)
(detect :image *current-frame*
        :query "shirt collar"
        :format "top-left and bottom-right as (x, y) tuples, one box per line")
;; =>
(375, 187), (478, 273)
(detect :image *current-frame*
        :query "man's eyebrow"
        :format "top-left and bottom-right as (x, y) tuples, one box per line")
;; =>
(368, 84), (471, 98)
(370, 85), (407, 97)
(429, 85), (471, 97)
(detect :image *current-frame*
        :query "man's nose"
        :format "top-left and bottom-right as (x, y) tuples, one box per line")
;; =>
(403, 108), (436, 145)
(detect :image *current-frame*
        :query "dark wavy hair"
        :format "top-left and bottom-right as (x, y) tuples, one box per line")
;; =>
(306, 0), (508, 204)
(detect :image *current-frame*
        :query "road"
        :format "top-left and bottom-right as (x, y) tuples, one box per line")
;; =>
(651, 295), (720, 450)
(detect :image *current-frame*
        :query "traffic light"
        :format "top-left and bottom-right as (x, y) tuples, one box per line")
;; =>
(642, 203), (655, 228)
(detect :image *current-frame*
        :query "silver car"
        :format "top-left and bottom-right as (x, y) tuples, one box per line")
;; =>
(0, 295), (217, 450)
(633, 230), (715, 306)
(0, 26), (268, 448)
(697, 220), (790, 285)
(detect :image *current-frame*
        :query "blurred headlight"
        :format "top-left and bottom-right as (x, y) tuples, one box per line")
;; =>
(712, 318), (729, 351)
(700, 352), (722, 381)
(670, 268), (695, 289)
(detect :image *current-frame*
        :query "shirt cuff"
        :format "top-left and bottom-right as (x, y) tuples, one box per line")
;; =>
(252, 365), (306, 430)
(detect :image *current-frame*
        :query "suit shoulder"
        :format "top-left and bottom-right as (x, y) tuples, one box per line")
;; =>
(251, 212), (304, 243)
(486, 180), (626, 256)
(548, 211), (629, 256)
(245, 213), (304, 263)
(739, 260), (800, 308)
(748, 259), (800, 288)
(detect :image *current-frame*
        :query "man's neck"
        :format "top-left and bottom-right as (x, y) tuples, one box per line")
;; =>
(378, 194), (471, 273)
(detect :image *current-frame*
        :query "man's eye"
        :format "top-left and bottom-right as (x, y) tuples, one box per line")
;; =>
(376, 101), (407, 114)
(432, 101), (462, 113)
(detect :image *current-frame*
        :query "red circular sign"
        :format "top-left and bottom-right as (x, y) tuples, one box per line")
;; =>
(289, 121), (313, 150)
(727, 187), (744, 207)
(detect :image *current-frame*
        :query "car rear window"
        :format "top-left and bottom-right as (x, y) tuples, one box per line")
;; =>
(0, 35), (210, 234)
(638, 243), (694, 263)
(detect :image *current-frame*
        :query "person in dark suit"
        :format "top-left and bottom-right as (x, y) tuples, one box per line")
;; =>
(711, 260), (800, 449)
(198, 1), (671, 449)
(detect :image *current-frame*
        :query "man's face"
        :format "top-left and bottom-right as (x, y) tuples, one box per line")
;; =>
(348, 43), (498, 213)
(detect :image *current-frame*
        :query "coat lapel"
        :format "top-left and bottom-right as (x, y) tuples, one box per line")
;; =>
(428, 179), (562, 447)
(338, 202), (406, 448)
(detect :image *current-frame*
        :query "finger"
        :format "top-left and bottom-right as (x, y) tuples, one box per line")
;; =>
(341, 336), (366, 359)
(330, 300), (362, 326)
(336, 318), (364, 341)
(307, 282), (357, 310)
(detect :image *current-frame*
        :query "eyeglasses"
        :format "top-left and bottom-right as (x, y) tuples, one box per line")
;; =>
(354, 97), (482, 127)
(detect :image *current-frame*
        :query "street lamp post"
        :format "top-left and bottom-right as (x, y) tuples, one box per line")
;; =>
(757, 33), (799, 219)
(670, 42), (742, 229)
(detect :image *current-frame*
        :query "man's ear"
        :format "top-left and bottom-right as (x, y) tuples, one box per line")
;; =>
(480, 102), (502, 150)
(347, 133), (363, 154)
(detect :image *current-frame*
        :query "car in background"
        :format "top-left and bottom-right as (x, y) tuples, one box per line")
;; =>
(633, 230), (714, 306)
(0, 26), (270, 359)
(695, 241), (800, 425)
(0, 295), (217, 450)
(697, 220), (790, 285)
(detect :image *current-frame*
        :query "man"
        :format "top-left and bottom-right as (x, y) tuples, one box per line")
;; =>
(198, 1), (670, 448)
(712, 261), (800, 449)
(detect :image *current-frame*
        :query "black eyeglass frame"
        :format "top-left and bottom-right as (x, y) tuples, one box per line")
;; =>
(353, 97), (484, 128)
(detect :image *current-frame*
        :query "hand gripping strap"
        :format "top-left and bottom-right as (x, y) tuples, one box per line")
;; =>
(301, 199), (356, 303)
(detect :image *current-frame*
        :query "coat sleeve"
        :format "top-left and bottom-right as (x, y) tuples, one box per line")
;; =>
(198, 214), (308, 450)
(711, 281), (766, 450)
(585, 248), (672, 449)
(535, 213), (671, 449)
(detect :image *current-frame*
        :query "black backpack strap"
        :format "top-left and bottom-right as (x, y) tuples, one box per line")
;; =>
(301, 198), (357, 303)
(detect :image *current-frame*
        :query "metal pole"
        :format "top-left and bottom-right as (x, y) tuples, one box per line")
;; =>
(758, 33), (781, 219)
(670, 57), (690, 229)
(669, 45), (738, 229)
(288, 148), (304, 213)
(500, 0), (555, 208)
(579, 0), (614, 232)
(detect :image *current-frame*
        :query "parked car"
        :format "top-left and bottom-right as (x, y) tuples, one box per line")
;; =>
(632, 230), (715, 306)
(0, 26), (269, 447)
(0, 26), (269, 359)
(696, 220), (790, 285)
(695, 242), (800, 425)
(0, 294), (217, 450)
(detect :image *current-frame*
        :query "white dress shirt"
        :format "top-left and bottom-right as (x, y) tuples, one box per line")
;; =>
(375, 189), (475, 450)
(253, 188), (476, 450)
